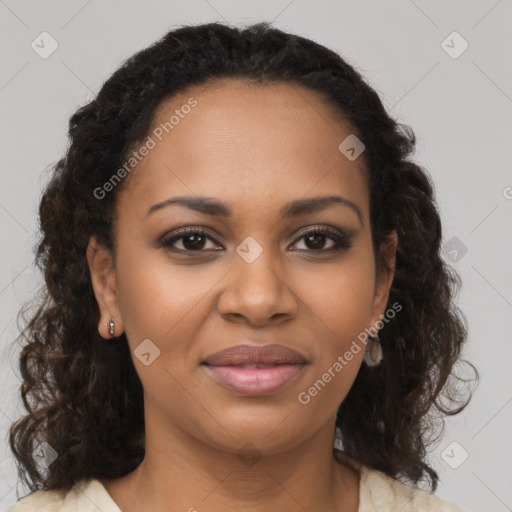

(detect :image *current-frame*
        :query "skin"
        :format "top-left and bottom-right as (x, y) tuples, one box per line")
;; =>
(87, 78), (397, 512)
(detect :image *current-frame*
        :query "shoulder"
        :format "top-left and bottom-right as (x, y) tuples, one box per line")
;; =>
(334, 450), (465, 512)
(8, 478), (121, 512)
(359, 465), (466, 512)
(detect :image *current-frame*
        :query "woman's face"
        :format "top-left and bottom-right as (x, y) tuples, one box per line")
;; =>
(88, 78), (396, 456)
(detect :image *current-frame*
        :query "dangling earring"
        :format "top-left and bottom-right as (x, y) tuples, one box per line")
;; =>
(108, 318), (115, 338)
(364, 333), (383, 366)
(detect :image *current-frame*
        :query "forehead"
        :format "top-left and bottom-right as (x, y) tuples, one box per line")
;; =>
(117, 78), (369, 221)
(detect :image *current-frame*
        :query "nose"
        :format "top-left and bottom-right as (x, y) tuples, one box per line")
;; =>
(217, 246), (298, 326)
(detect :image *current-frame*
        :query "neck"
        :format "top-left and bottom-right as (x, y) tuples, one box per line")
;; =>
(102, 410), (360, 512)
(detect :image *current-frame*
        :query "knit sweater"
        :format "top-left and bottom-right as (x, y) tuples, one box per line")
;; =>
(8, 456), (465, 512)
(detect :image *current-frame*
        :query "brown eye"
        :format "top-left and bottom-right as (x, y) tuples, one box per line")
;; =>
(158, 226), (352, 256)
(290, 227), (352, 253)
(159, 228), (222, 252)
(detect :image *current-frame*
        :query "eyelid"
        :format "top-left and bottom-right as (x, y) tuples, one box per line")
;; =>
(157, 224), (353, 253)
(289, 225), (353, 251)
(292, 224), (350, 241)
(157, 226), (222, 250)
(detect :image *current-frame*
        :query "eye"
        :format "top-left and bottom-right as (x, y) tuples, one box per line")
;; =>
(159, 227), (222, 253)
(290, 226), (352, 253)
(158, 226), (352, 255)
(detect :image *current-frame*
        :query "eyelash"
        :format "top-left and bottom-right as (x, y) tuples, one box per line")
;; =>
(158, 226), (353, 255)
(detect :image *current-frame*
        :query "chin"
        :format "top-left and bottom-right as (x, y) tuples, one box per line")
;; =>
(199, 411), (314, 456)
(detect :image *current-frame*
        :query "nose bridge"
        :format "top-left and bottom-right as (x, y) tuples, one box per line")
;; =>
(234, 233), (284, 295)
(217, 233), (296, 323)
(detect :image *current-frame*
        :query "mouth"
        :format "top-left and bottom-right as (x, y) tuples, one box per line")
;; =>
(201, 344), (307, 396)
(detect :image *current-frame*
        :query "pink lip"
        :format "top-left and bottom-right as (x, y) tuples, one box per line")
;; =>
(202, 344), (307, 396)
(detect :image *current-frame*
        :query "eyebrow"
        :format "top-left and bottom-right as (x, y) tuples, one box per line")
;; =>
(146, 194), (363, 226)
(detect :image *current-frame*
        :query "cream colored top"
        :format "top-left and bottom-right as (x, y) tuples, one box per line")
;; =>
(8, 456), (465, 512)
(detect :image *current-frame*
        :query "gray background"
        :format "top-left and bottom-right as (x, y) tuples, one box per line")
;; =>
(1, 1), (511, 511)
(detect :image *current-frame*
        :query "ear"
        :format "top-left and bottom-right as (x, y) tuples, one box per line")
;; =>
(370, 230), (398, 328)
(86, 236), (123, 339)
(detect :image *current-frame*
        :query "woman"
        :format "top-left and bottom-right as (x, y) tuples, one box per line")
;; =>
(8, 21), (476, 511)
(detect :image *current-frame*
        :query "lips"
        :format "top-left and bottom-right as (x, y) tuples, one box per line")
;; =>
(202, 344), (307, 396)
(203, 344), (306, 366)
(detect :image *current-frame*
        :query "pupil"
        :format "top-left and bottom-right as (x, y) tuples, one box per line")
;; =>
(307, 234), (325, 250)
(180, 233), (328, 251)
(183, 234), (205, 250)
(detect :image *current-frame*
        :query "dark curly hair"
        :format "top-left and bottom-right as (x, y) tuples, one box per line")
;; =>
(8, 21), (477, 496)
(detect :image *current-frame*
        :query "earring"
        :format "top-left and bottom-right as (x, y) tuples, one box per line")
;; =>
(364, 333), (383, 366)
(108, 318), (115, 338)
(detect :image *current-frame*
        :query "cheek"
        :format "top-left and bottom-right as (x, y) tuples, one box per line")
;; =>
(292, 265), (374, 414)
(303, 257), (375, 332)
(116, 244), (182, 345)
(113, 247), (199, 342)
(115, 240), (375, 341)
